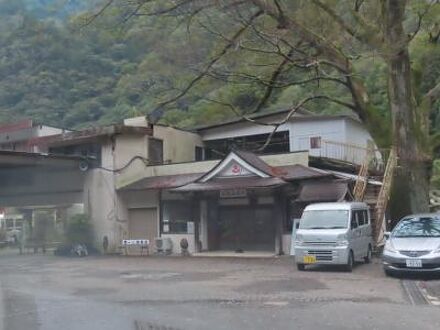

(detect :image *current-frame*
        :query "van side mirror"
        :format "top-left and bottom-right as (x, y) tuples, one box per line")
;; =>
(384, 232), (391, 239)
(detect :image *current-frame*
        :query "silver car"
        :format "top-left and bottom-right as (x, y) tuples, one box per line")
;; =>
(382, 214), (440, 275)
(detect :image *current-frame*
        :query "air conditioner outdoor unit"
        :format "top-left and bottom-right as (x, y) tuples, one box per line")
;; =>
(155, 237), (173, 254)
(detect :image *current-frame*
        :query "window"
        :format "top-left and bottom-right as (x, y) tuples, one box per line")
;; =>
(355, 210), (365, 226)
(203, 131), (290, 160)
(350, 212), (358, 229)
(49, 143), (102, 166)
(310, 136), (321, 149)
(148, 138), (163, 165)
(162, 200), (191, 234)
(363, 210), (369, 225)
(393, 217), (440, 237)
(195, 146), (204, 161)
(300, 210), (349, 229)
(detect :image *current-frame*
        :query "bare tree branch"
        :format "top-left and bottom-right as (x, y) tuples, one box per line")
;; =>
(81, 0), (114, 27)
(425, 82), (440, 103)
(150, 10), (263, 115)
(408, 2), (435, 42)
(253, 48), (293, 113)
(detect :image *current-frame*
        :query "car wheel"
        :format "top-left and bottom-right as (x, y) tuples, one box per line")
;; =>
(297, 264), (305, 271)
(364, 245), (372, 264)
(345, 251), (354, 272)
(384, 269), (394, 277)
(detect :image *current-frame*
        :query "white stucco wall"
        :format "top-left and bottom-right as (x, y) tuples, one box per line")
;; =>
(36, 125), (65, 137)
(153, 125), (204, 163)
(289, 118), (346, 155)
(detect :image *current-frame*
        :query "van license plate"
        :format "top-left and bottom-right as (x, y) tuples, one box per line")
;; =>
(406, 259), (422, 268)
(303, 255), (316, 264)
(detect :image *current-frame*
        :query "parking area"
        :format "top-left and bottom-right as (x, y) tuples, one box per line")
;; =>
(1, 254), (440, 330)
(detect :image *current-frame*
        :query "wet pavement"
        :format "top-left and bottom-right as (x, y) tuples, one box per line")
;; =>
(0, 253), (440, 329)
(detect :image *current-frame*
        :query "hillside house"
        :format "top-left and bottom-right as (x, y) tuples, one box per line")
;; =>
(0, 112), (382, 255)
(0, 119), (68, 153)
(196, 109), (380, 167)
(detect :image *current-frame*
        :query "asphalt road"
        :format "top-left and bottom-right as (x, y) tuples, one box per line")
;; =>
(1, 253), (440, 330)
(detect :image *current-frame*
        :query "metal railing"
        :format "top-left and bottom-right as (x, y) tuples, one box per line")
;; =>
(317, 140), (388, 172)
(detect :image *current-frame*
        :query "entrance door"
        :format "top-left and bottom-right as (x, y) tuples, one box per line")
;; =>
(128, 208), (158, 246)
(218, 206), (275, 252)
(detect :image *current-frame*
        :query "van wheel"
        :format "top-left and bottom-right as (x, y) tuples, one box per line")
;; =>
(345, 251), (354, 272)
(297, 264), (305, 271)
(384, 269), (394, 277)
(364, 245), (372, 264)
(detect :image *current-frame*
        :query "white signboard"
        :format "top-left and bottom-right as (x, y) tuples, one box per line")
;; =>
(220, 188), (247, 198)
(122, 239), (149, 246)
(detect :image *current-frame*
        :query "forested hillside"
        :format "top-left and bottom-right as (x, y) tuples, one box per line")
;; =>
(0, 0), (438, 133)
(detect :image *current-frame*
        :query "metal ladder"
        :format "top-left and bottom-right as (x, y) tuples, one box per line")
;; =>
(353, 146), (373, 201)
(374, 148), (397, 245)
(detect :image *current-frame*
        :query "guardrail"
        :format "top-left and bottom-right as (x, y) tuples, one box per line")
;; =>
(317, 140), (388, 172)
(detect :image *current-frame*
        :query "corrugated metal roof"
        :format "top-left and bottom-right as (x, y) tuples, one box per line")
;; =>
(46, 125), (152, 147)
(172, 177), (287, 192)
(233, 150), (276, 176)
(296, 181), (349, 202)
(275, 165), (330, 180)
(195, 109), (360, 131)
(119, 173), (203, 191)
(118, 164), (330, 191)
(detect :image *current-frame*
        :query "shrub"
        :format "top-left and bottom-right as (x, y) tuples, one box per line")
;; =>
(64, 214), (94, 246)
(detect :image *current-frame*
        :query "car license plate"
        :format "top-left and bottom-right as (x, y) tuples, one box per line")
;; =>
(303, 255), (316, 264)
(406, 259), (422, 268)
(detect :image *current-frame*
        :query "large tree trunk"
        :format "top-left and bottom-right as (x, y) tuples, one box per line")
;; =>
(384, 0), (430, 214)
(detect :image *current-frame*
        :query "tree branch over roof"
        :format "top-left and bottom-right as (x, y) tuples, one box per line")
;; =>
(150, 9), (263, 116)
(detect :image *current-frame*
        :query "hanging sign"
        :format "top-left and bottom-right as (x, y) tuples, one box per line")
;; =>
(220, 188), (247, 198)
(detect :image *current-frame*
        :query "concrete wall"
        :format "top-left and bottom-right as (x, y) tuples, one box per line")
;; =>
(114, 134), (149, 173)
(83, 169), (120, 251)
(153, 125), (204, 163)
(282, 234), (292, 255)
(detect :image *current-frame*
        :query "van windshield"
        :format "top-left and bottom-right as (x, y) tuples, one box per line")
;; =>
(300, 210), (349, 229)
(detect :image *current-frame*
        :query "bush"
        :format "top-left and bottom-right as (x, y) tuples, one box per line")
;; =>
(64, 214), (94, 246)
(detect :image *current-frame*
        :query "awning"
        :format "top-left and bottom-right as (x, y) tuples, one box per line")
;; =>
(296, 181), (349, 202)
(172, 176), (287, 192)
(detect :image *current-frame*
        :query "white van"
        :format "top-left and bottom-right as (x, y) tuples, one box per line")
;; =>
(294, 202), (373, 272)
